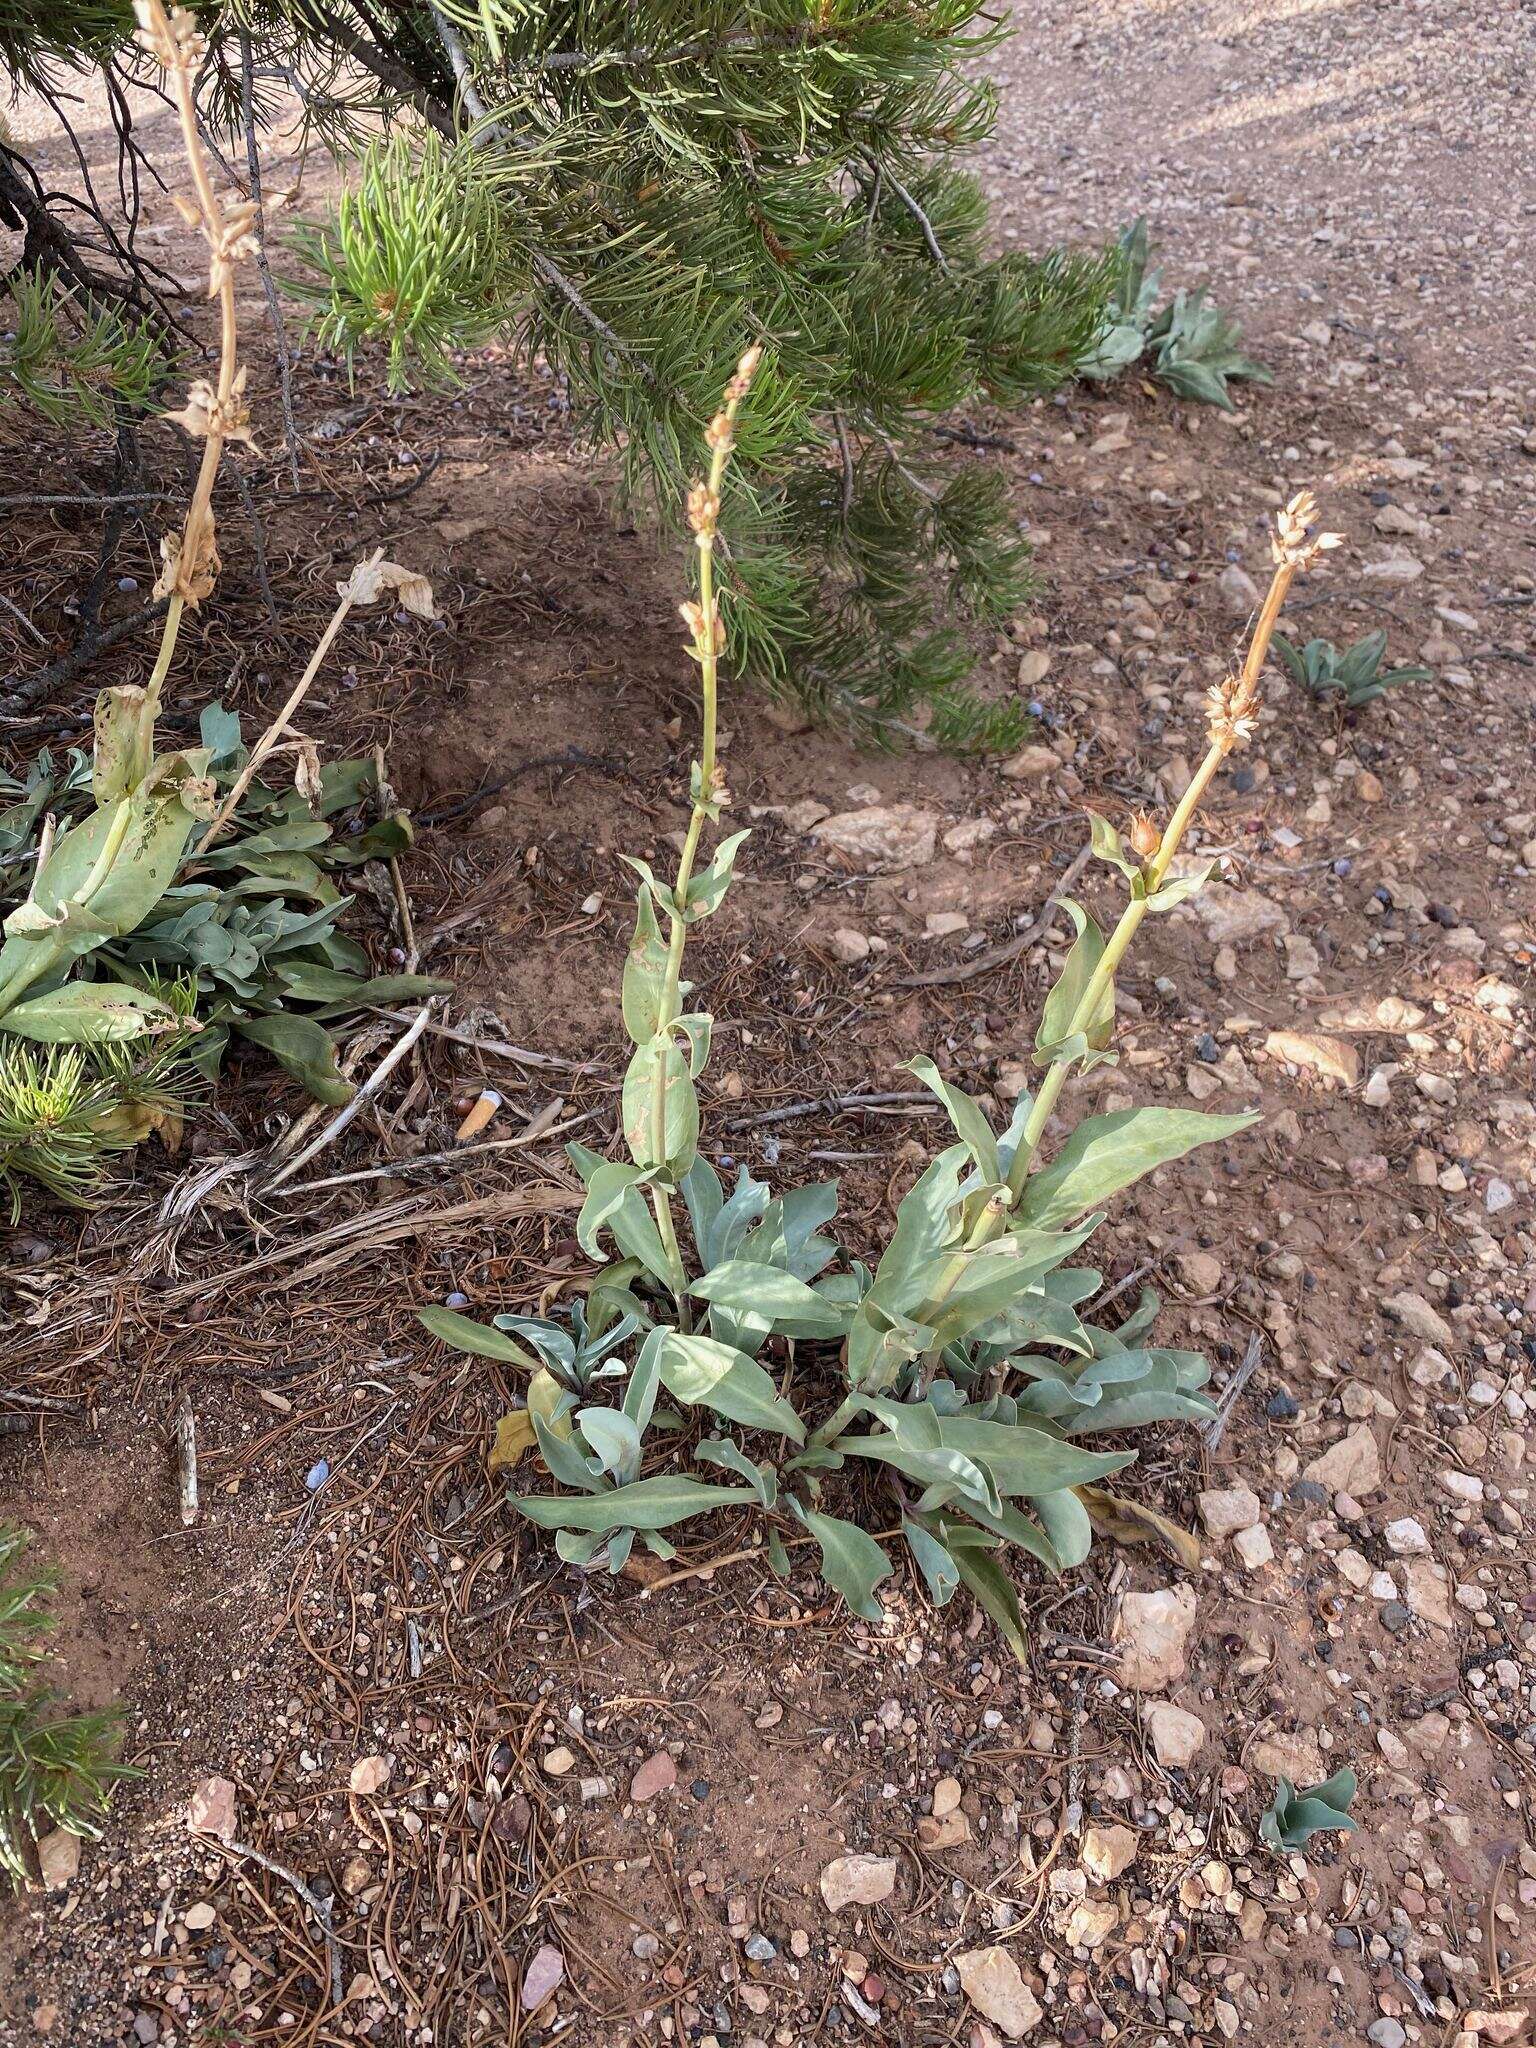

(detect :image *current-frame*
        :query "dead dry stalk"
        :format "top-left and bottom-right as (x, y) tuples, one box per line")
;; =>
(132, 0), (259, 710)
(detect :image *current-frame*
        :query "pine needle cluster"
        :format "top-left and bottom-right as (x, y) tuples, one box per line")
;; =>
(266, 2), (1112, 746)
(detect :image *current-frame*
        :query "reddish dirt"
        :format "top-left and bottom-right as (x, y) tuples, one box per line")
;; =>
(1, 2), (1533, 2044)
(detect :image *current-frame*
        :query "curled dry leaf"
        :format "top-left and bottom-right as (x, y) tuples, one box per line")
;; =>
(153, 521), (220, 607)
(294, 738), (324, 812)
(339, 557), (441, 622)
(1075, 1483), (1202, 1571)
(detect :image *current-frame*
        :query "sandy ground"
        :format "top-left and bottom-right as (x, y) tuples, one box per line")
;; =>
(0, 4), (1533, 2046)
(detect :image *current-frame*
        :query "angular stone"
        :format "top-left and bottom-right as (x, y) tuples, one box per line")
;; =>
(1232, 1523), (1274, 1571)
(630, 1751), (678, 1802)
(810, 804), (938, 870)
(1264, 1030), (1360, 1087)
(1112, 1583), (1198, 1689)
(917, 1810), (971, 1850)
(1385, 1517), (1429, 1555)
(1385, 1292), (1456, 1347)
(1402, 1558), (1454, 1630)
(1142, 1701), (1206, 1769)
(1198, 1485), (1261, 1540)
(1000, 743), (1061, 782)
(956, 1945), (1044, 2039)
(828, 927), (871, 964)
(1062, 1897), (1119, 1949)
(820, 1853), (898, 1913)
(1081, 1823), (1139, 1882)
(1188, 882), (1287, 946)
(1303, 1426), (1381, 1498)
(1180, 1250), (1223, 1294)
(520, 1942), (565, 2011)
(186, 1774), (238, 1845)
(1251, 1729), (1326, 1783)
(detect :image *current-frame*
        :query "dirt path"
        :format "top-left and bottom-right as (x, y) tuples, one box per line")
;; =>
(1, 4), (1532, 2045)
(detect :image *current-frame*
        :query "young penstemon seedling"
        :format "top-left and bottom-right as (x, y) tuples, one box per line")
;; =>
(425, 473), (1345, 1649)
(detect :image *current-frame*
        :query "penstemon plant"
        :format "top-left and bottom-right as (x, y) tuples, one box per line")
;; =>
(423, 413), (1343, 1650)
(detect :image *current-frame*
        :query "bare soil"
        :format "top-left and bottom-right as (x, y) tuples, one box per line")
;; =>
(1, 3), (1532, 2046)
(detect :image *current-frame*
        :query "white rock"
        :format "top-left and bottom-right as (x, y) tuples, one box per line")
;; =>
(1361, 551), (1425, 583)
(1439, 1468), (1484, 1504)
(1218, 564), (1262, 612)
(1141, 1701), (1206, 1769)
(1385, 1291), (1456, 1347)
(1264, 1030), (1360, 1088)
(1335, 1548), (1373, 1589)
(1251, 1729), (1326, 1783)
(1198, 1485), (1261, 1540)
(810, 804), (938, 870)
(820, 1853), (898, 1913)
(1402, 1558), (1454, 1630)
(1385, 1517), (1429, 1555)
(1303, 1426), (1381, 1497)
(1232, 1523), (1274, 1571)
(1187, 882), (1286, 947)
(1081, 1823), (1139, 1882)
(1112, 1583), (1198, 1689)
(956, 1945), (1044, 2038)
(924, 911), (969, 940)
(1062, 1897), (1119, 1949)
(1000, 743), (1061, 782)
(828, 927), (871, 964)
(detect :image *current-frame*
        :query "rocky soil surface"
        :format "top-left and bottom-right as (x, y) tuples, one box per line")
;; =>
(1, 1), (1533, 2045)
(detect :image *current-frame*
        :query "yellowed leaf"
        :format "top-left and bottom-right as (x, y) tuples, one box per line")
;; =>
(528, 1368), (572, 1443)
(488, 1409), (536, 1476)
(1075, 1484), (1202, 1572)
(488, 1369), (572, 1478)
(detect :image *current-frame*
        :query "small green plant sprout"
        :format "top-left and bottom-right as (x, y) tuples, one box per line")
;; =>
(420, 421), (1344, 1648)
(0, 1525), (137, 1886)
(1271, 627), (1432, 711)
(1259, 1766), (1358, 1853)
(0, 1027), (199, 1222)
(1081, 218), (1270, 411)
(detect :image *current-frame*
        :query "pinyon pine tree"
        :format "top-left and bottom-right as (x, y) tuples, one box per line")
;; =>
(3, 3), (1112, 744)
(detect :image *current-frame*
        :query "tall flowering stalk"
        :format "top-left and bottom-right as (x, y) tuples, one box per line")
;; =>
(132, 0), (258, 713)
(603, 348), (763, 1314)
(1000, 490), (1341, 1200)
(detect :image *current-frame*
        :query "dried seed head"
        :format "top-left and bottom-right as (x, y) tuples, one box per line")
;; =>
(153, 518), (219, 607)
(163, 366), (258, 451)
(1206, 670), (1260, 751)
(133, 0), (203, 70)
(686, 483), (720, 541)
(679, 599), (725, 655)
(1127, 810), (1161, 860)
(1272, 489), (1343, 570)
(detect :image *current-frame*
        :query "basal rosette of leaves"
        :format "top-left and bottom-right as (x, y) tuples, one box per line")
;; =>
(418, 371), (1345, 1653)
(0, 688), (446, 1107)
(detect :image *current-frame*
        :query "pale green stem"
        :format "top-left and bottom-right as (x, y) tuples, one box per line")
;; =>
(903, 552), (1304, 1372)
(645, 393), (740, 1315)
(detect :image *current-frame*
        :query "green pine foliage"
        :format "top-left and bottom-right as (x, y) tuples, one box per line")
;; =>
(0, 270), (167, 430)
(268, 3), (1112, 744)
